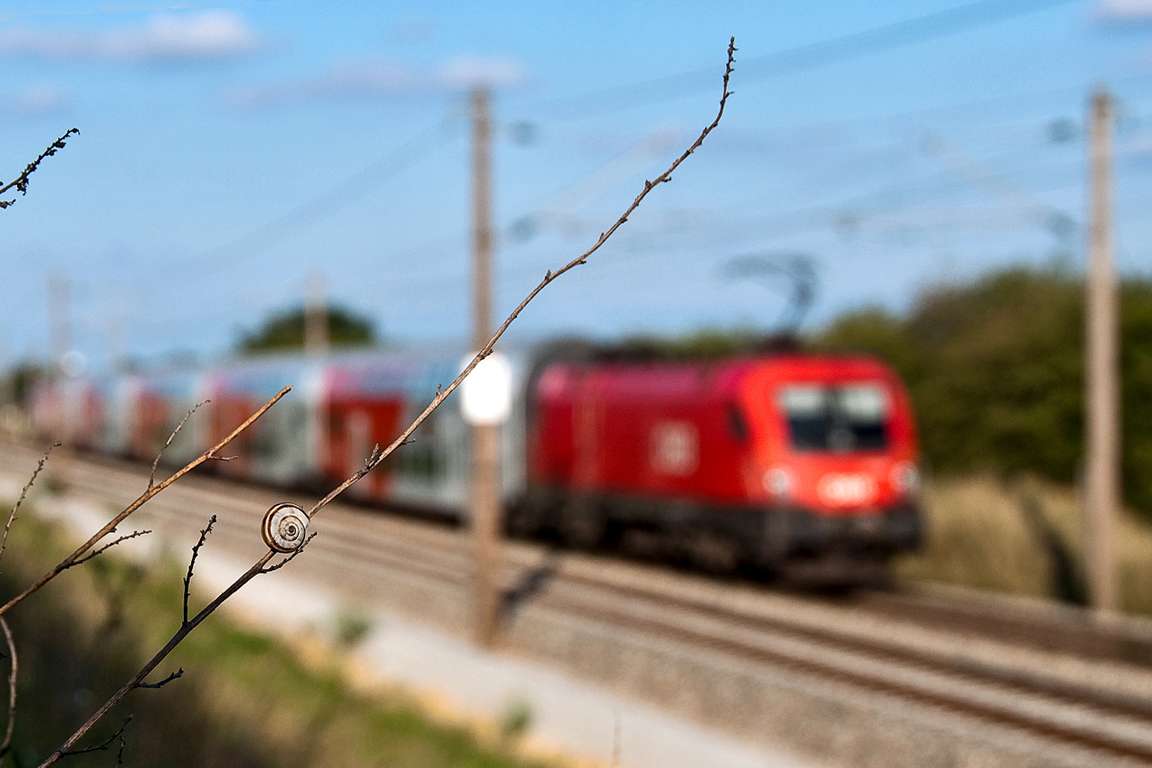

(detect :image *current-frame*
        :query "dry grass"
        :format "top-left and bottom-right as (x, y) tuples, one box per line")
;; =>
(893, 473), (1152, 616)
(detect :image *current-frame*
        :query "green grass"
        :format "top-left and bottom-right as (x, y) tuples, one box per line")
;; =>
(0, 514), (555, 768)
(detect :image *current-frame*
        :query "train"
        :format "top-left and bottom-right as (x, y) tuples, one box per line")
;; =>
(29, 339), (923, 576)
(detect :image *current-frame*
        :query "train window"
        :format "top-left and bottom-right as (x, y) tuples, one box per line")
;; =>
(777, 383), (889, 451)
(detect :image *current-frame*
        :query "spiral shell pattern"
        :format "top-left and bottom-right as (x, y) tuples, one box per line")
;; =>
(261, 503), (309, 553)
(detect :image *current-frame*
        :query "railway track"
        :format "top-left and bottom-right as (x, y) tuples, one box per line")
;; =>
(5, 443), (1152, 765)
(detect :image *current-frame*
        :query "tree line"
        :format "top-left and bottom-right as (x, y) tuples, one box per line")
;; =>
(815, 265), (1152, 520)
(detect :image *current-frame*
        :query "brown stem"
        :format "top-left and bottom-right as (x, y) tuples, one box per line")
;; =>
(306, 38), (737, 520)
(149, 400), (208, 491)
(0, 617), (16, 757)
(0, 386), (291, 619)
(37, 552), (274, 768)
(0, 443), (57, 566)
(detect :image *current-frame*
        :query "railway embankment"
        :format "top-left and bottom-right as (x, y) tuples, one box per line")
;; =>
(0, 511), (559, 768)
(3, 443), (1152, 768)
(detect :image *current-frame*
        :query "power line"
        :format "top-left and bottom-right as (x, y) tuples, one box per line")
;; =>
(514, 0), (1078, 119)
(148, 116), (462, 283)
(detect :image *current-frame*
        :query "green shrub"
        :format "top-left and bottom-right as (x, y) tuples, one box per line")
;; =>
(816, 265), (1152, 520)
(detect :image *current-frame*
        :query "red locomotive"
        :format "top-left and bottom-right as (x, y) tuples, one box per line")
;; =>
(31, 341), (922, 577)
(519, 349), (921, 574)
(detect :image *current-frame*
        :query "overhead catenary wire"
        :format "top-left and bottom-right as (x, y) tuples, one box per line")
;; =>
(154, 0), (1097, 287)
(146, 115), (463, 284)
(510, 0), (1079, 120)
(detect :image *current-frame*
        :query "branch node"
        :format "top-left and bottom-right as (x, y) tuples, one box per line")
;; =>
(149, 400), (208, 490)
(136, 668), (183, 690)
(68, 529), (152, 568)
(60, 715), (130, 758)
(259, 532), (316, 573)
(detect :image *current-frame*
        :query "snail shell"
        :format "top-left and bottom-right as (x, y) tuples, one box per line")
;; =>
(261, 502), (309, 553)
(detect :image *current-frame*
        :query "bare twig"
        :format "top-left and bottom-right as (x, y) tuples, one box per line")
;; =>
(38, 41), (736, 765)
(0, 443), (58, 565)
(149, 400), (208, 491)
(59, 716), (130, 758)
(0, 617), (16, 758)
(0, 129), (79, 209)
(67, 530), (152, 569)
(0, 386), (291, 620)
(183, 516), (216, 625)
(306, 37), (736, 521)
(39, 556), (275, 768)
(135, 669), (183, 690)
(258, 532), (316, 574)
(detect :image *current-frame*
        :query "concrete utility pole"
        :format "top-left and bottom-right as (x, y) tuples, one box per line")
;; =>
(1085, 89), (1119, 616)
(470, 85), (502, 646)
(304, 271), (329, 356)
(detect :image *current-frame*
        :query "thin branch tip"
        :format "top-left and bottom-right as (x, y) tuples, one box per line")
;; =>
(183, 515), (217, 625)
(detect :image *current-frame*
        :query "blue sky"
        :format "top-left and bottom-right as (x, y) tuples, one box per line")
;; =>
(3, 0), (1152, 371)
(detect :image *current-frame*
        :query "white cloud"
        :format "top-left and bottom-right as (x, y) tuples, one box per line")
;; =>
(0, 10), (260, 62)
(1095, 0), (1152, 22)
(227, 54), (528, 108)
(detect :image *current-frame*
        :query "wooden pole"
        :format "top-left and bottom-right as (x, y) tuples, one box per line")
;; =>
(1085, 89), (1119, 616)
(471, 85), (502, 646)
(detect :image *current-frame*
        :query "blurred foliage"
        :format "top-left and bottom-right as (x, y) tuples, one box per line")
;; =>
(2, 516), (551, 768)
(499, 700), (532, 741)
(814, 265), (1152, 519)
(237, 305), (376, 354)
(3, 362), (47, 406)
(334, 607), (373, 648)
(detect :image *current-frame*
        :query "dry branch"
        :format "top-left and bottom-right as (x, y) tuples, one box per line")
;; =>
(67, 529), (152, 569)
(183, 516), (216, 625)
(0, 617), (15, 758)
(0, 129), (79, 210)
(135, 669), (183, 690)
(258, 532), (316, 574)
(37, 39), (736, 765)
(306, 37), (736, 520)
(149, 400), (207, 491)
(0, 386), (291, 620)
(0, 443), (57, 565)
(59, 716), (129, 762)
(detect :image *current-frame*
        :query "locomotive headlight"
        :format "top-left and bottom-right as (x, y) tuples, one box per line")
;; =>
(890, 461), (920, 496)
(763, 466), (794, 501)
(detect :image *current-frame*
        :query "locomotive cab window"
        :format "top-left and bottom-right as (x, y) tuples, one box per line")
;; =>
(777, 383), (889, 451)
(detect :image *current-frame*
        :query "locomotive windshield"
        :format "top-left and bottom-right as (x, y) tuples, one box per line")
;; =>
(776, 383), (889, 451)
